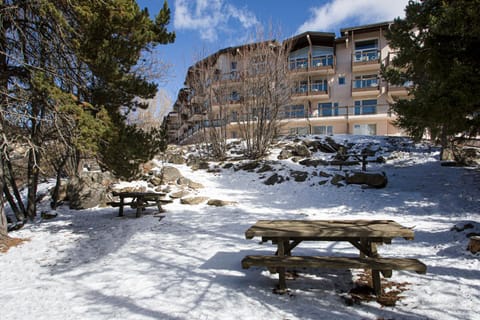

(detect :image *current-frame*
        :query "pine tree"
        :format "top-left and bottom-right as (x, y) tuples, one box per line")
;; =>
(383, 0), (480, 150)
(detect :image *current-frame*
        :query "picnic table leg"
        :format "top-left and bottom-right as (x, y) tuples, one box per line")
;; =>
(276, 239), (287, 293)
(156, 200), (165, 213)
(118, 196), (124, 217)
(136, 196), (143, 218)
(372, 270), (382, 295)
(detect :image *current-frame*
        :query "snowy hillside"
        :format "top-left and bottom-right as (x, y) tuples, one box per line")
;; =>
(1, 135), (479, 320)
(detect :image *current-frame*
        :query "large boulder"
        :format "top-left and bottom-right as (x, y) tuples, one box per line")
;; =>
(67, 172), (116, 209)
(290, 171), (309, 182)
(293, 144), (311, 157)
(346, 171), (388, 188)
(180, 196), (208, 205)
(264, 173), (285, 185)
(161, 166), (183, 184)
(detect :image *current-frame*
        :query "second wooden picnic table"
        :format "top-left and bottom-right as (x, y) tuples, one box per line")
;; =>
(111, 191), (168, 218)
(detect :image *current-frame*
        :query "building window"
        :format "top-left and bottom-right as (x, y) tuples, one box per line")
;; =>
(353, 74), (378, 89)
(290, 127), (309, 135)
(289, 47), (309, 70)
(311, 79), (328, 92)
(353, 124), (377, 135)
(318, 102), (339, 117)
(293, 80), (308, 94)
(313, 125), (333, 135)
(354, 99), (377, 115)
(311, 46), (334, 67)
(354, 39), (379, 62)
(230, 91), (240, 102)
(231, 61), (237, 71)
(231, 131), (237, 139)
(338, 76), (346, 85)
(282, 105), (305, 119)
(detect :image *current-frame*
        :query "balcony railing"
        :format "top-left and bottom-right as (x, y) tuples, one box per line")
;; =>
(310, 82), (328, 92)
(353, 49), (380, 63)
(352, 78), (379, 89)
(289, 55), (335, 72)
(311, 55), (334, 68)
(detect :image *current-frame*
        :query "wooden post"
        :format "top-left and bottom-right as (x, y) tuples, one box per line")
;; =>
(118, 196), (124, 217)
(372, 270), (382, 295)
(277, 239), (287, 293)
(136, 196), (143, 218)
(467, 236), (480, 254)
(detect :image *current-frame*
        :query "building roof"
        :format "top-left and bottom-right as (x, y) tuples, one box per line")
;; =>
(340, 21), (392, 35)
(284, 31), (336, 50)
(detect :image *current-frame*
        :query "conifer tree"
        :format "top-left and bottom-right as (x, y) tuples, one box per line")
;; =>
(383, 0), (480, 152)
(0, 1), (175, 223)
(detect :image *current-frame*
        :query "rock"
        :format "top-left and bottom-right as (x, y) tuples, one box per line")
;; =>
(177, 177), (204, 189)
(180, 196), (208, 205)
(264, 173), (284, 185)
(290, 171), (309, 182)
(207, 199), (238, 207)
(293, 144), (311, 157)
(149, 175), (162, 186)
(456, 147), (480, 166)
(223, 163), (234, 169)
(299, 158), (329, 167)
(278, 148), (293, 160)
(49, 180), (68, 202)
(170, 190), (190, 198)
(167, 153), (185, 165)
(346, 171), (388, 188)
(41, 211), (58, 220)
(257, 163), (274, 173)
(319, 171), (332, 178)
(161, 166), (183, 184)
(67, 172), (115, 209)
(192, 161), (210, 171)
(236, 161), (260, 171)
(331, 174), (345, 187)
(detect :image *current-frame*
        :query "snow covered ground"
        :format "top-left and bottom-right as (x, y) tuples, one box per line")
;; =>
(1, 135), (480, 320)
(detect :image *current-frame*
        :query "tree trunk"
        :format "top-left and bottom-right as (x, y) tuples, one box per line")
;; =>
(0, 146), (8, 237)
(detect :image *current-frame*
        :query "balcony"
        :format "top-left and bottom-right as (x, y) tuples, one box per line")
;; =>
(352, 49), (381, 72)
(309, 82), (329, 99)
(289, 55), (335, 76)
(310, 55), (335, 75)
(352, 78), (380, 97)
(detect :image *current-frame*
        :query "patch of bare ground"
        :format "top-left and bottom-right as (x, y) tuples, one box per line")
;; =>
(0, 235), (29, 253)
(344, 271), (411, 307)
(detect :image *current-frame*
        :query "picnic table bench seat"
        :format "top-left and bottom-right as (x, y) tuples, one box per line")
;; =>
(242, 255), (426, 295)
(241, 255), (427, 273)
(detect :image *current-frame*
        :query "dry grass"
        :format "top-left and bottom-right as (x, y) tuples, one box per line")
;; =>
(345, 271), (411, 307)
(0, 235), (29, 253)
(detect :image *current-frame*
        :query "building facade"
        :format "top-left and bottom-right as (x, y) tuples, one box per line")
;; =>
(164, 21), (410, 144)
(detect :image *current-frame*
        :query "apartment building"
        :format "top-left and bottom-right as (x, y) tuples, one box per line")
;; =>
(164, 21), (410, 144)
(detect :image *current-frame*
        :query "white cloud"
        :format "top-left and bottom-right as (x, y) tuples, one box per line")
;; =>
(174, 0), (259, 42)
(297, 0), (409, 34)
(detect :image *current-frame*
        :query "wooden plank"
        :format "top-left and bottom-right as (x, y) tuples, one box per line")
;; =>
(245, 220), (414, 240)
(241, 255), (427, 274)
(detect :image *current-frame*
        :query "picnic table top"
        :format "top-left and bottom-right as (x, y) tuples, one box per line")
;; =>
(245, 219), (414, 240)
(112, 191), (166, 198)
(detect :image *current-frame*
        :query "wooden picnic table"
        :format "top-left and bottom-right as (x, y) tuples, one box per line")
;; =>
(242, 219), (426, 295)
(110, 191), (169, 218)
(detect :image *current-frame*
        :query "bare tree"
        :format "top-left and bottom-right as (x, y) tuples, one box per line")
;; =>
(186, 52), (230, 160)
(235, 33), (292, 159)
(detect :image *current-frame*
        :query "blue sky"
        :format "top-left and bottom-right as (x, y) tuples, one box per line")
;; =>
(136, 0), (409, 109)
